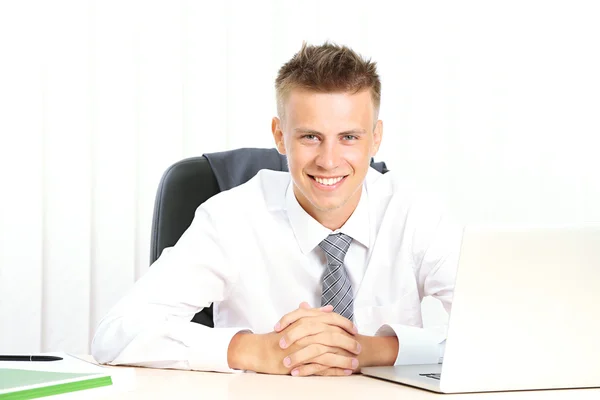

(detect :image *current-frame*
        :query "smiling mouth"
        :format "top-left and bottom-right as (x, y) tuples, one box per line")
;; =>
(308, 175), (348, 186)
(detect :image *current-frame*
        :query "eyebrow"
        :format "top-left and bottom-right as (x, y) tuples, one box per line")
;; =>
(294, 128), (367, 136)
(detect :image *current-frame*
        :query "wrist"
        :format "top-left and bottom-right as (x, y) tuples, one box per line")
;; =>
(227, 331), (261, 371)
(357, 334), (399, 367)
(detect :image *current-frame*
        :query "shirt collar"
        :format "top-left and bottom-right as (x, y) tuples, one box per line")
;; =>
(285, 181), (371, 255)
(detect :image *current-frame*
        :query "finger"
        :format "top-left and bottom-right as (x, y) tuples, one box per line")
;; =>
(306, 352), (359, 371)
(274, 307), (333, 333)
(284, 343), (331, 368)
(274, 308), (319, 332)
(299, 301), (311, 310)
(281, 321), (331, 348)
(316, 312), (358, 335)
(289, 362), (329, 377)
(315, 368), (354, 376)
(290, 363), (352, 377)
(291, 363), (353, 377)
(298, 302), (332, 312)
(296, 331), (362, 355)
(281, 316), (358, 349)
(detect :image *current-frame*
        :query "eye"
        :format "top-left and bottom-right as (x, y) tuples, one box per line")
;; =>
(302, 134), (319, 141)
(342, 135), (358, 141)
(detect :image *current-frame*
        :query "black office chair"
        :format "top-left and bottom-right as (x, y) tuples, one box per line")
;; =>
(150, 156), (219, 327)
(150, 149), (389, 327)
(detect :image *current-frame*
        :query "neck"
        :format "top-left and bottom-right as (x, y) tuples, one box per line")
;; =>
(316, 209), (354, 231)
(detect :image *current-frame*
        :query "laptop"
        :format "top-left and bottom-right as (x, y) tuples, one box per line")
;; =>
(361, 226), (600, 393)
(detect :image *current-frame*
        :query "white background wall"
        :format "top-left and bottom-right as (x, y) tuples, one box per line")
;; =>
(1, 0), (599, 354)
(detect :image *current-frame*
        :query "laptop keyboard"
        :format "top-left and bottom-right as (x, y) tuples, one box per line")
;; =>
(419, 373), (441, 380)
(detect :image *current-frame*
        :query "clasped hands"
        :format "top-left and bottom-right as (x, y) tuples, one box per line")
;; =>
(274, 301), (362, 376)
(228, 301), (363, 376)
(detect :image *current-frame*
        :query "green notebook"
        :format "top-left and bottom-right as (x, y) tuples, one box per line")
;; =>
(0, 356), (113, 400)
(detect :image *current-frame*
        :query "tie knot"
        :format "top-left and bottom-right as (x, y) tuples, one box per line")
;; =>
(319, 233), (353, 265)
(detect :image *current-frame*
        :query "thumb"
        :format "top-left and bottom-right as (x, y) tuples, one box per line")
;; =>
(299, 302), (333, 312)
(299, 301), (311, 310)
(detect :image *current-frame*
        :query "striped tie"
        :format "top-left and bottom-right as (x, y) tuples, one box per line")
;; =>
(319, 233), (354, 321)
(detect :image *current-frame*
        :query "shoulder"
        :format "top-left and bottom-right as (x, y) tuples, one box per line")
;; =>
(367, 169), (457, 228)
(199, 169), (290, 217)
(368, 171), (463, 268)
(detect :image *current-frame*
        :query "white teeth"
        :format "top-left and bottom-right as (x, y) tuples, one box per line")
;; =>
(314, 176), (344, 186)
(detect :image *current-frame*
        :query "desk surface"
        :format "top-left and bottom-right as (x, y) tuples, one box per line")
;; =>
(84, 358), (600, 400)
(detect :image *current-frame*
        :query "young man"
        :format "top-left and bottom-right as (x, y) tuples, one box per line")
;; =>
(92, 42), (462, 377)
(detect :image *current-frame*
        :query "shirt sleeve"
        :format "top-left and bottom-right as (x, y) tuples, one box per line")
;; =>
(91, 206), (250, 373)
(376, 198), (463, 366)
(416, 210), (463, 315)
(375, 324), (445, 365)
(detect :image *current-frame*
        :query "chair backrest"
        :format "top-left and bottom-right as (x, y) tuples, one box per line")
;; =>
(150, 156), (219, 326)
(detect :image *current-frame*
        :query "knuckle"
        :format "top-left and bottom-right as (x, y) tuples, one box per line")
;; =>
(335, 325), (346, 333)
(316, 343), (329, 355)
(285, 310), (303, 324)
(319, 353), (335, 364)
(336, 331), (349, 341)
(308, 320), (321, 330)
(327, 331), (336, 342)
(330, 347), (343, 355)
(286, 327), (301, 341)
(339, 333), (352, 346)
(324, 312), (337, 323)
(335, 333), (351, 347)
(287, 329), (297, 341)
(309, 344), (322, 356)
(298, 363), (320, 377)
(330, 326), (344, 335)
(297, 346), (316, 364)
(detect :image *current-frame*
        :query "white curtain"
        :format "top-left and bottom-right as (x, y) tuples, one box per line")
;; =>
(1, 0), (599, 354)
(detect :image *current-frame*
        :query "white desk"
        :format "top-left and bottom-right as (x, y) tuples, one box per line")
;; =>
(79, 358), (600, 400)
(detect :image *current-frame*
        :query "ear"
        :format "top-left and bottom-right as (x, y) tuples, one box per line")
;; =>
(272, 117), (287, 155)
(371, 120), (383, 157)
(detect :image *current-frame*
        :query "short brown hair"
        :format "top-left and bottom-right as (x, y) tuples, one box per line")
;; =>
(275, 42), (381, 121)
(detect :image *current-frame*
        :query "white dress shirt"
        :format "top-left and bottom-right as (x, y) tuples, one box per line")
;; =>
(91, 168), (463, 373)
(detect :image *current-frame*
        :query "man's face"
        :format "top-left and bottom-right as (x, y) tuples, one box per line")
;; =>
(272, 89), (383, 225)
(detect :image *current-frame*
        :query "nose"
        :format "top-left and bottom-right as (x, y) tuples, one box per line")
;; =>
(314, 140), (340, 171)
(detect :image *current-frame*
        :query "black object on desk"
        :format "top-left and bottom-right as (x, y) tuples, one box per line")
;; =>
(0, 355), (63, 362)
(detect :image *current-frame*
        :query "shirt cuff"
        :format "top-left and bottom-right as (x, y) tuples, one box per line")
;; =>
(375, 324), (445, 365)
(171, 323), (253, 373)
